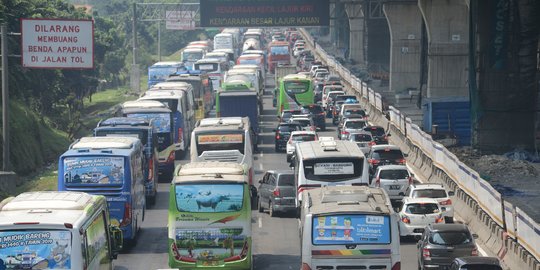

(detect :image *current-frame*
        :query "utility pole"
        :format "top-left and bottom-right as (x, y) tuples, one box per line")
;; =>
(131, 3), (141, 93)
(1, 25), (9, 171)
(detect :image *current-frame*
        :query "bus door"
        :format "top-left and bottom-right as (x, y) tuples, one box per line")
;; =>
(168, 181), (252, 269)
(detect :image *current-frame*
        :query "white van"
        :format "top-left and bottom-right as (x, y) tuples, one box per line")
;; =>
(291, 140), (370, 210)
(300, 186), (401, 270)
(0, 191), (123, 269)
(190, 117), (255, 185)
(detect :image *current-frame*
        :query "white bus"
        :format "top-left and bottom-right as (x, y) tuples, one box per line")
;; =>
(300, 186), (401, 270)
(291, 140), (370, 211)
(0, 191), (123, 270)
(190, 117), (255, 185)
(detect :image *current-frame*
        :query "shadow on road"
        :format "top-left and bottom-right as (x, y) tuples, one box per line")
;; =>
(254, 254), (300, 270)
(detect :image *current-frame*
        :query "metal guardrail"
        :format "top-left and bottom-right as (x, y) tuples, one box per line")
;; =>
(299, 28), (539, 270)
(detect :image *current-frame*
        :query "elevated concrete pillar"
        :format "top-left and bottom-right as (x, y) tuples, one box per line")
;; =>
(345, 3), (365, 65)
(329, 2), (337, 46)
(418, 0), (469, 98)
(336, 3), (347, 50)
(383, 1), (422, 93)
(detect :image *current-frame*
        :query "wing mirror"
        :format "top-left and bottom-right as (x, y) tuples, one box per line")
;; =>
(448, 191), (455, 196)
(472, 233), (479, 239)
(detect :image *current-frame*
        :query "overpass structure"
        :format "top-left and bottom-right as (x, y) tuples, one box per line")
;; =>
(300, 27), (540, 270)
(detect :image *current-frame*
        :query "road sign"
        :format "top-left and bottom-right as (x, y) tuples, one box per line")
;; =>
(200, 0), (330, 27)
(21, 18), (94, 69)
(166, 11), (196, 30)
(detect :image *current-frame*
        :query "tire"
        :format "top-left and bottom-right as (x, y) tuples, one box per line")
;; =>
(269, 201), (277, 217)
(258, 197), (264, 213)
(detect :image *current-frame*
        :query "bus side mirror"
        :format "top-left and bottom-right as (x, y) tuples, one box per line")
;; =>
(250, 185), (258, 210)
(109, 225), (123, 259)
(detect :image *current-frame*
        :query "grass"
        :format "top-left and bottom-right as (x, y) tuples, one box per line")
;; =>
(16, 165), (58, 194)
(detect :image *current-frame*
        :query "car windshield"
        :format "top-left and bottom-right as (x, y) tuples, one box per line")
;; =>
(405, 203), (440, 214)
(429, 231), (472, 245)
(292, 134), (316, 142)
(278, 174), (295, 186)
(412, 189), (448, 198)
(379, 169), (409, 179)
(345, 121), (366, 129)
(345, 110), (366, 117)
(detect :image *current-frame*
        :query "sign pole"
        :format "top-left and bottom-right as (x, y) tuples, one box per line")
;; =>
(157, 20), (161, 61)
(1, 25), (10, 170)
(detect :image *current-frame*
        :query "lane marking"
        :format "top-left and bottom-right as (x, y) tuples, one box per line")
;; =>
(259, 163), (263, 170)
(258, 216), (262, 228)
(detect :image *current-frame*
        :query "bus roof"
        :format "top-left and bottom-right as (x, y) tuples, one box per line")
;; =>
(151, 81), (192, 90)
(296, 140), (365, 160)
(122, 100), (168, 109)
(150, 61), (184, 68)
(0, 191), (106, 227)
(98, 117), (151, 127)
(174, 162), (246, 183)
(283, 73), (310, 81)
(71, 136), (141, 150)
(305, 186), (393, 215)
(196, 117), (250, 129)
(140, 90), (184, 99)
(195, 58), (225, 64)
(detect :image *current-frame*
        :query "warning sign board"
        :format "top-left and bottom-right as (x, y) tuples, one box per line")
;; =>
(21, 18), (94, 69)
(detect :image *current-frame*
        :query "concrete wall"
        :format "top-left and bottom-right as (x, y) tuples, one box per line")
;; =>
(0, 171), (18, 198)
(384, 2), (422, 93)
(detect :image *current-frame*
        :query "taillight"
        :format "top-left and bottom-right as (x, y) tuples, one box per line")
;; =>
(298, 184), (321, 195)
(436, 215), (444, 223)
(223, 255), (242, 262)
(397, 158), (406, 164)
(375, 177), (381, 187)
(368, 141), (376, 146)
(273, 188), (281, 197)
(148, 158), (154, 182)
(440, 199), (452, 205)
(471, 247), (478, 256)
(167, 150), (175, 163)
(401, 216), (410, 224)
(369, 159), (380, 165)
(276, 134), (281, 140)
(422, 248), (431, 259)
(341, 131), (349, 135)
(301, 263), (312, 270)
(177, 128), (183, 143)
(120, 203), (132, 227)
(391, 262), (401, 270)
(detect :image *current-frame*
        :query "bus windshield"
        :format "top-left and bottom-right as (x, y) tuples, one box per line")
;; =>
(285, 81), (309, 94)
(270, 46), (289, 55)
(63, 156), (125, 186)
(0, 230), (73, 268)
(303, 157), (364, 182)
(196, 131), (245, 155)
(182, 51), (203, 62)
(175, 183), (244, 212)
(312, 214), (391, 245)
(126, 113), (171, 133)
(195, 63), (219, 72)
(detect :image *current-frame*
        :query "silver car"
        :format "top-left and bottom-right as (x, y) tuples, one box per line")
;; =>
(347, 131), (375, 154)
(339, 119), (368, 139)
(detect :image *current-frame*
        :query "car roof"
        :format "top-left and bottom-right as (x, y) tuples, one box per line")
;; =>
(411, 183), (446, 190)
(290, 130), (317, 136)
(371, 144), (401, 150)
(376, 164), (409, 171)
(428, 223), (470, 232)
(402, 197), (440, 204)
(454, 256), (500, 265)
(348, 131), (372, 136)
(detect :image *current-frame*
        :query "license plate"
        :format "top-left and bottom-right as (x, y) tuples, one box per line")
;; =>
(389, 185), (401, 190)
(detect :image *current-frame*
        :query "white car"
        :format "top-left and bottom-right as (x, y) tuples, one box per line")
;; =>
(289, 116), (315, 131)
(286, 130), (318, 162)
(371, 165), (412, 200)
(347, 131), (375, 154)
(403, 183), (455, 223)
(339, 119), (368, 140)
(293, 46), (305, 57)
(398, 197), (445, 237)
(322, 90), (345, 111)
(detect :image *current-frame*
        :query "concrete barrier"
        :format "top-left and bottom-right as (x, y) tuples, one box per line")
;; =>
(0, 171), (18, 198)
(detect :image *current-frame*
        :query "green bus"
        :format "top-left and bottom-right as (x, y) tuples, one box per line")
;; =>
(277, 73), (314, 116)
(168, 161), (253, 269)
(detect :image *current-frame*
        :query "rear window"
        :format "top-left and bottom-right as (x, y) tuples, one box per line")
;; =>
(365, 126), (386, 136)
(126, 113), (171, 133)
(405, 203), (440, 214)
(63, 156), (125, 186)
(303, 157), (364, 182)
(379, 169), (409, 179)
(429, 231), (473, 245)
(302, 105), (323, 114)
(312, 214), (391, 245)
(345, 109), (366, 117)
(278, 124), (301, 133)
(195, 132), (245, 155)
(350, 133), (372, 142)
(412, 189), (448, 198)
(278, 174), (295, 186)
(344, 121), (367, 129)
(296, 120), (311, 127)
(292, 134), (316, 142)
(372, 149), (404, 160)
(461, 266), (502, 270)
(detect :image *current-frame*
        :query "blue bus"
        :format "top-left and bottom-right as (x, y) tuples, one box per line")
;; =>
(94, 117), (159, 205)
(121, 100), (176, 181)
(148, 61), (187, 88)
(58, 136), (146, 246)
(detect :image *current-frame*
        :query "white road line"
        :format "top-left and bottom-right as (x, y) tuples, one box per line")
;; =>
(258, 216), (262, 228)
(259, 163), (263, 170)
